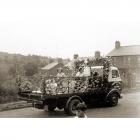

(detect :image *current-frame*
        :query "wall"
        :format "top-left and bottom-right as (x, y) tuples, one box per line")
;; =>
(112, 55), (140, 69)
(111, 55), (140, 87)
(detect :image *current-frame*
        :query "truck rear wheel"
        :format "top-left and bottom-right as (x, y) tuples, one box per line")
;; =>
(68, 99), (81, 116)
(64, 106), (69, 114)
(106, 93), (119, 107)
(48, 106), (56, 111)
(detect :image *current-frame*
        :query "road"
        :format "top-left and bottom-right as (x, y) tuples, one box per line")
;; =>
(0, 91), (140, 118)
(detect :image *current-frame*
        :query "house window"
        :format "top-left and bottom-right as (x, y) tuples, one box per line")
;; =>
(123, 57), (126, 66)
(138, 57), (140, 66)
(128, 56), (131, 66)
(113, 57), (116, 64)
(113, 57), (117, 66)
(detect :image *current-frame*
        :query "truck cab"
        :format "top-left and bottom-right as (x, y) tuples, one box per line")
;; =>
(90, 66), (122, 92)
(90, 66), (122, 83)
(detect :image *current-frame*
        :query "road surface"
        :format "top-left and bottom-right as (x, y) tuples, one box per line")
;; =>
(0, 91), (140, 118)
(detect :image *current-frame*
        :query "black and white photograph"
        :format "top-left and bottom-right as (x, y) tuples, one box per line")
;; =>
(0, 0), (140, 120)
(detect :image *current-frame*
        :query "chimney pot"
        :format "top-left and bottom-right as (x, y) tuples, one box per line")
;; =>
(115, 41), (121, 49)
(57, 58), (63, 63)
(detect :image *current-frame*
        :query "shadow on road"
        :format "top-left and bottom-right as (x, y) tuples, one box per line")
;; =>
(43, 109), (70, 118)
(43, 103), (112, 118)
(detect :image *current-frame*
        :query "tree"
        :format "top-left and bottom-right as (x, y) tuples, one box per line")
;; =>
(24, 62), (38, 76)
(9, 65), (16, 76)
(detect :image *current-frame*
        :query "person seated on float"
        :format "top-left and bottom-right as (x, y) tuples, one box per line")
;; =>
(92, 72), (101, 87)
(56, 67), (66, 78)
(56, 68), (66, 92)
(45, 79), (51, 93)
(75, 102), (87, 118)
(83, 59), (91, 77)
(50, 79), (57, 94)
(76, 67), (84, 77)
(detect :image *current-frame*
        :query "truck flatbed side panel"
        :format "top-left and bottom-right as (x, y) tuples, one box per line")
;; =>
(43, 92), (90, 98)
(18, 92), (43, 101)
(18, 88), (106, 101)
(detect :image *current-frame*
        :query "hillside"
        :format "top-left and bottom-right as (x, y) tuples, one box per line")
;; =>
(0, 52), (57, 104)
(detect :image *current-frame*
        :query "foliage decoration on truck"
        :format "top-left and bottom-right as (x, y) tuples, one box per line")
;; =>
(17, 56), (113, 94)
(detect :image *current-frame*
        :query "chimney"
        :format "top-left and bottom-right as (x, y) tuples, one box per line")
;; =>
(95, 51), (100, 59)
(57, 58), (63, 63)
(115, 41), (121, 49)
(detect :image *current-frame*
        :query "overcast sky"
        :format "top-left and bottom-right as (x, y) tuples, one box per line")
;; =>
(0, 0), (140, 59)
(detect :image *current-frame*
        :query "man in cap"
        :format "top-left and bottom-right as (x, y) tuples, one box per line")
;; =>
(75, 102), (87, 118)
(76, 67), (84, 77)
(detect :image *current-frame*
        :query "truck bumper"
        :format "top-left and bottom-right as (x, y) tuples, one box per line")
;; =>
(33, 101), (44, 109)
(120, 95), (123, 99)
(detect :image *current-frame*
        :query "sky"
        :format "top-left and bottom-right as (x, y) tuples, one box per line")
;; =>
(0, 0), (140, 59)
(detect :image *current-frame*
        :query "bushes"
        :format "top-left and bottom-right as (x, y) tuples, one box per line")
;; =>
(0, 52), (59, 104)
(0, 77), (18, 104)
(24, 62), (38, 77)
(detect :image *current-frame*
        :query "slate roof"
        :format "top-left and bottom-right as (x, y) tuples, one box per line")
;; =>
(41, 62), (58, 70)
(107, 45), (140, 57)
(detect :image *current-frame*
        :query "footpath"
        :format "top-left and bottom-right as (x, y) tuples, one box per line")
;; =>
(123, 87), (140, 94)
(0, 101), (32, 112)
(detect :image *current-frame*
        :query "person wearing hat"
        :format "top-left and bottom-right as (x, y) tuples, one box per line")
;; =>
(83, 59), (91, 77)
(75, 102), (87, 118)
(57, 67), (66, 78)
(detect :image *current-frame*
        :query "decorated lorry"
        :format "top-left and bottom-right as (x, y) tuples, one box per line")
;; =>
(18, 58), (123, 116)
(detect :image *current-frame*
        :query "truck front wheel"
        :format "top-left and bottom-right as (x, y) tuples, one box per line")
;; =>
(106, 93), (119, 107)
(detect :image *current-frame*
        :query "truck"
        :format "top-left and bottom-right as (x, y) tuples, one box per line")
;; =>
(18, 65), (123, 116)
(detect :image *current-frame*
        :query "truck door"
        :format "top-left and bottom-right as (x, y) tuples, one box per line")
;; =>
(108, 69), (122, 82)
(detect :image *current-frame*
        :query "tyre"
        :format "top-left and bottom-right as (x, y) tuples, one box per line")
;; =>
(67, 99), (81, 116)
(44, 105), (56, 112)
(106, 93), (119, 107)
(48, 106), (56, 111)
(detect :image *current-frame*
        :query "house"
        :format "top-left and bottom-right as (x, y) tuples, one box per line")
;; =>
(107, 41), (140, 87)
(41, 59), (65, 76)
